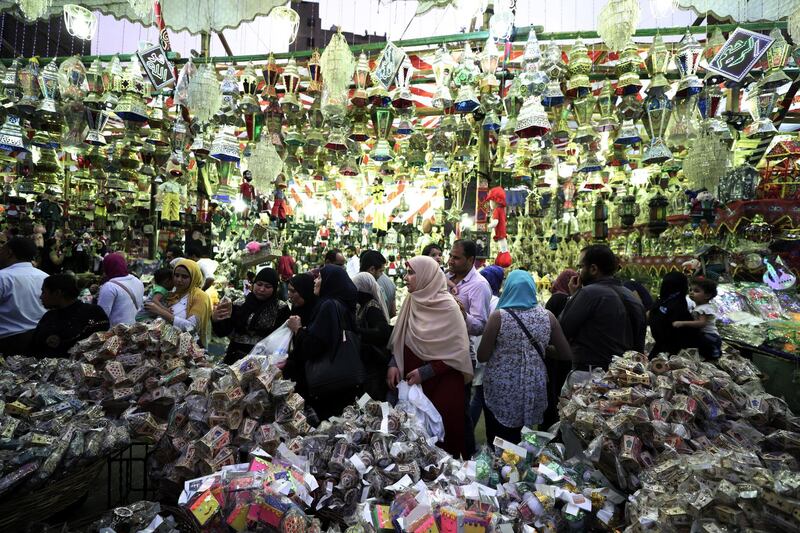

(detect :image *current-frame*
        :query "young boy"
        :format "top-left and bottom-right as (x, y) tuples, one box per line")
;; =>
(672, 277), (721, 359)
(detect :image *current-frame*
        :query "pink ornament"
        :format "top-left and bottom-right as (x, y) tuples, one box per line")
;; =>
(246, 241), (262, 254)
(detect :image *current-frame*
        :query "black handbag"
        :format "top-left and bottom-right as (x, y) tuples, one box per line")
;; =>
(305, 301), (366, 397)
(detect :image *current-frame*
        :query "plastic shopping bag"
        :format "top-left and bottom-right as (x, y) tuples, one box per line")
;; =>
(397, 381), (445, 442)
(247, 320), (292, 365)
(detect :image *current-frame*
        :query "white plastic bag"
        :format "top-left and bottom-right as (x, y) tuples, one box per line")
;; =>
(247, 320), (292, 364)
(397, 381), (445, 441)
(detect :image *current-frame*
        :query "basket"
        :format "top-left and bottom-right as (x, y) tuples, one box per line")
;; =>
(0, 460), (105, 530)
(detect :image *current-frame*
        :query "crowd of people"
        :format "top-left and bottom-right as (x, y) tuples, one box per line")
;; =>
(0, 234), (723, 458)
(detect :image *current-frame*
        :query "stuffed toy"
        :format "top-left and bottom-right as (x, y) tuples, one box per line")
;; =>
(485, 186), (512, 267)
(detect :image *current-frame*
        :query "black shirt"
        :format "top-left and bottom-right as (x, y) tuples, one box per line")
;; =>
(558, 277), (646, 369)
(30, 301), (110, 357)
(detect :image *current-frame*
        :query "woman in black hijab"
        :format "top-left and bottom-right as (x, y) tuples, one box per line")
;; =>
(287, 273), (317, 326)
(649, 271), (700, 357)
(287, 265), (360, 421)
(212, 267), (291, 364)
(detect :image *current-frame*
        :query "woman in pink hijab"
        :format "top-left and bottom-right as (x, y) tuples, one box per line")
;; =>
(388, 256), (473, 458)
(97, 252), (144, 326)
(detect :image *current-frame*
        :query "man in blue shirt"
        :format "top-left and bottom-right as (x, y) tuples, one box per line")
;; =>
(0, 237), (49, 354)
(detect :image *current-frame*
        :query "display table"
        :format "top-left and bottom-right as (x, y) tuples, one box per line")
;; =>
(724, 336), (800, 413)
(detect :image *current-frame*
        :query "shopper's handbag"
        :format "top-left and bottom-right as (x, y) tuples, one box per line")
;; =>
(305, 302), (366, 397)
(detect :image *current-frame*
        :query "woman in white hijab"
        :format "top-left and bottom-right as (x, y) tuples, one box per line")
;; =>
(352, 272), (392, 401)
(197, 258), (220, 307)
(387, 256), (472, 458)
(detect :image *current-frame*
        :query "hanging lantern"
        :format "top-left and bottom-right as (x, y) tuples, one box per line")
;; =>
(432, 46), (456, 110)
(279, 58), (301, 111)
(481, 94), (501, 131)
(619, 193), (640, 227)
(397, 116), (415, 136)
(501, 77), (523, 136)
(307, 49), (322, 94)
(57, 56), (87, 101)
(63, 4), (97, 41)
(645, 33), (672, 92)
(542, 41), (567, 83)
(595, 80), (618, 132)
(218, 65), (240, 117)
(647, 192), (669, 236)
(349, 108), (370, 142)
(266, 5), (300, 47)
(210, 125), (241, 162)
(18, 0), (51, 21)
(698, 84), (734, 145)
(115, 60), (149, 122)
(488, 0), (514, 40)
(247, 131), (283, 191)
(759, 28), (791, 92)
(36, 60), (60, 120)
(667, 92), (699, 150)
(745, 86), (779, 138)
(262, 54), (280, 100)
(0, 114), (29, 153)
(392, 57), (415, 109)
(369, 103), (395, 161)
(454, 116), (474, 162)
(515, 95), (551, 138)
(642, 90), (673, 165)
(238, 62), (261, 114)
(2, 58), (21, 104)
(171, 116), (189, 162)
(187, 64), (221, 124)
(352, 53), (371, 107)
(674, 29), (703, 97)
(597, 0), (639, 53)
(320, 31), (356, 115)
(85, 58), (104, 94)
(616, 41), (643, 95)
(428, 127), (452, 173)
(571, 93), (596, 144)
(479, 36), (501, 91)
(85, 106), (110, 146)
(592, 196), (609, 241)
(566, 39), (591, 97)
(17, 58), (41, 115)
(453, 42), (481, 113)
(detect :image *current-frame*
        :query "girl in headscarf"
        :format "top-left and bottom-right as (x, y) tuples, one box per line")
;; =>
(387, 256), (473, 458)
(649, 271), (700, 357)
(545, 268), (577, 318)
(287, 265), (361, 421)
(212, 267), (290, 364)
(540, 268), (576, 428)
(144, 259), (211, 346)
(287, 273), (317, 326)
(97, 252), (145, 326)
(352, 272), (392, 401)
(197, 258), (220, 307)
(477, 270), (572, 443)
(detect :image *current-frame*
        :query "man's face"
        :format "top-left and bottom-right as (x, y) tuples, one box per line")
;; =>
(368, 264), (385, 281)
(40, 287), (58, 309)
(448, 244), (472, 275)
(576, 251), (599, 285)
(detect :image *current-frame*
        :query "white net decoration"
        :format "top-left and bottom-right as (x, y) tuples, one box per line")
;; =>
(127, 0), (152, 19)
(187, 64), (222, 124)
(18, 0), (52, 21)
(682, 128), (729, 194)
(319, 31), (356, 114)
(597, 0), (640, 52)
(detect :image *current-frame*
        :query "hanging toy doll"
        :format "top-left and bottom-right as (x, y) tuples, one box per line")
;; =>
(484, 186), (512, 267)
(270, 174), (288, 230)
(157, 159), (185, 227)
(240, 169), (255, 218)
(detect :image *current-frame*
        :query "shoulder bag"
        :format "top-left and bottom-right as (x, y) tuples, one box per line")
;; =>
(506, 309), (546, 361)
(111, 279), (140, 308)
(305, 301), (366, 396)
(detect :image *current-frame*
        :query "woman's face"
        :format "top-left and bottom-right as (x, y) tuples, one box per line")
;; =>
(427, 247), (443, 265)
(404, 266), (418, 293)
(313, 275), (322, 296)
(287, 283), (305, 307)
(173, 266), (191, 291)
(252, 280), (274, 300)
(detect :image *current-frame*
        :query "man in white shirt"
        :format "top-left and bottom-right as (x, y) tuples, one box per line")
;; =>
(0, 237), (49, 353)
(345, 246), (360, 278)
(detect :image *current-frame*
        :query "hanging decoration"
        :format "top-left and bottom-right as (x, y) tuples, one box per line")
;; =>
(63, 4), (97, 40)
(319, 30), (356, 115)
(597, 0), (640, 53)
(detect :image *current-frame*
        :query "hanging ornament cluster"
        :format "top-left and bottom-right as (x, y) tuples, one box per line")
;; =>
(597, 0), (640, 53)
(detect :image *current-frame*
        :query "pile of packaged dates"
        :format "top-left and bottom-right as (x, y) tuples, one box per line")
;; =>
(75, 500), (188, 532)
(0, 356), (129, 497)
(558, 349), (800, 531)
(176, 396), (627, 532)
(69, 320), (209, 442)
(146, 354), (313, 497)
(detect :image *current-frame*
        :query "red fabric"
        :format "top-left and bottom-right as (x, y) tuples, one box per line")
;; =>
(494, 251), (512, 268)
(492, 206), (507, 240)
(240, 182), (255, 200)
(403, 345), (466, 459)
(271, 198), (287, 219)
(278, 255), (295, 282)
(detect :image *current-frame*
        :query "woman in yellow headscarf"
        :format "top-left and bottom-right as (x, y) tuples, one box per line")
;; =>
(143, 259), (212, 346)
